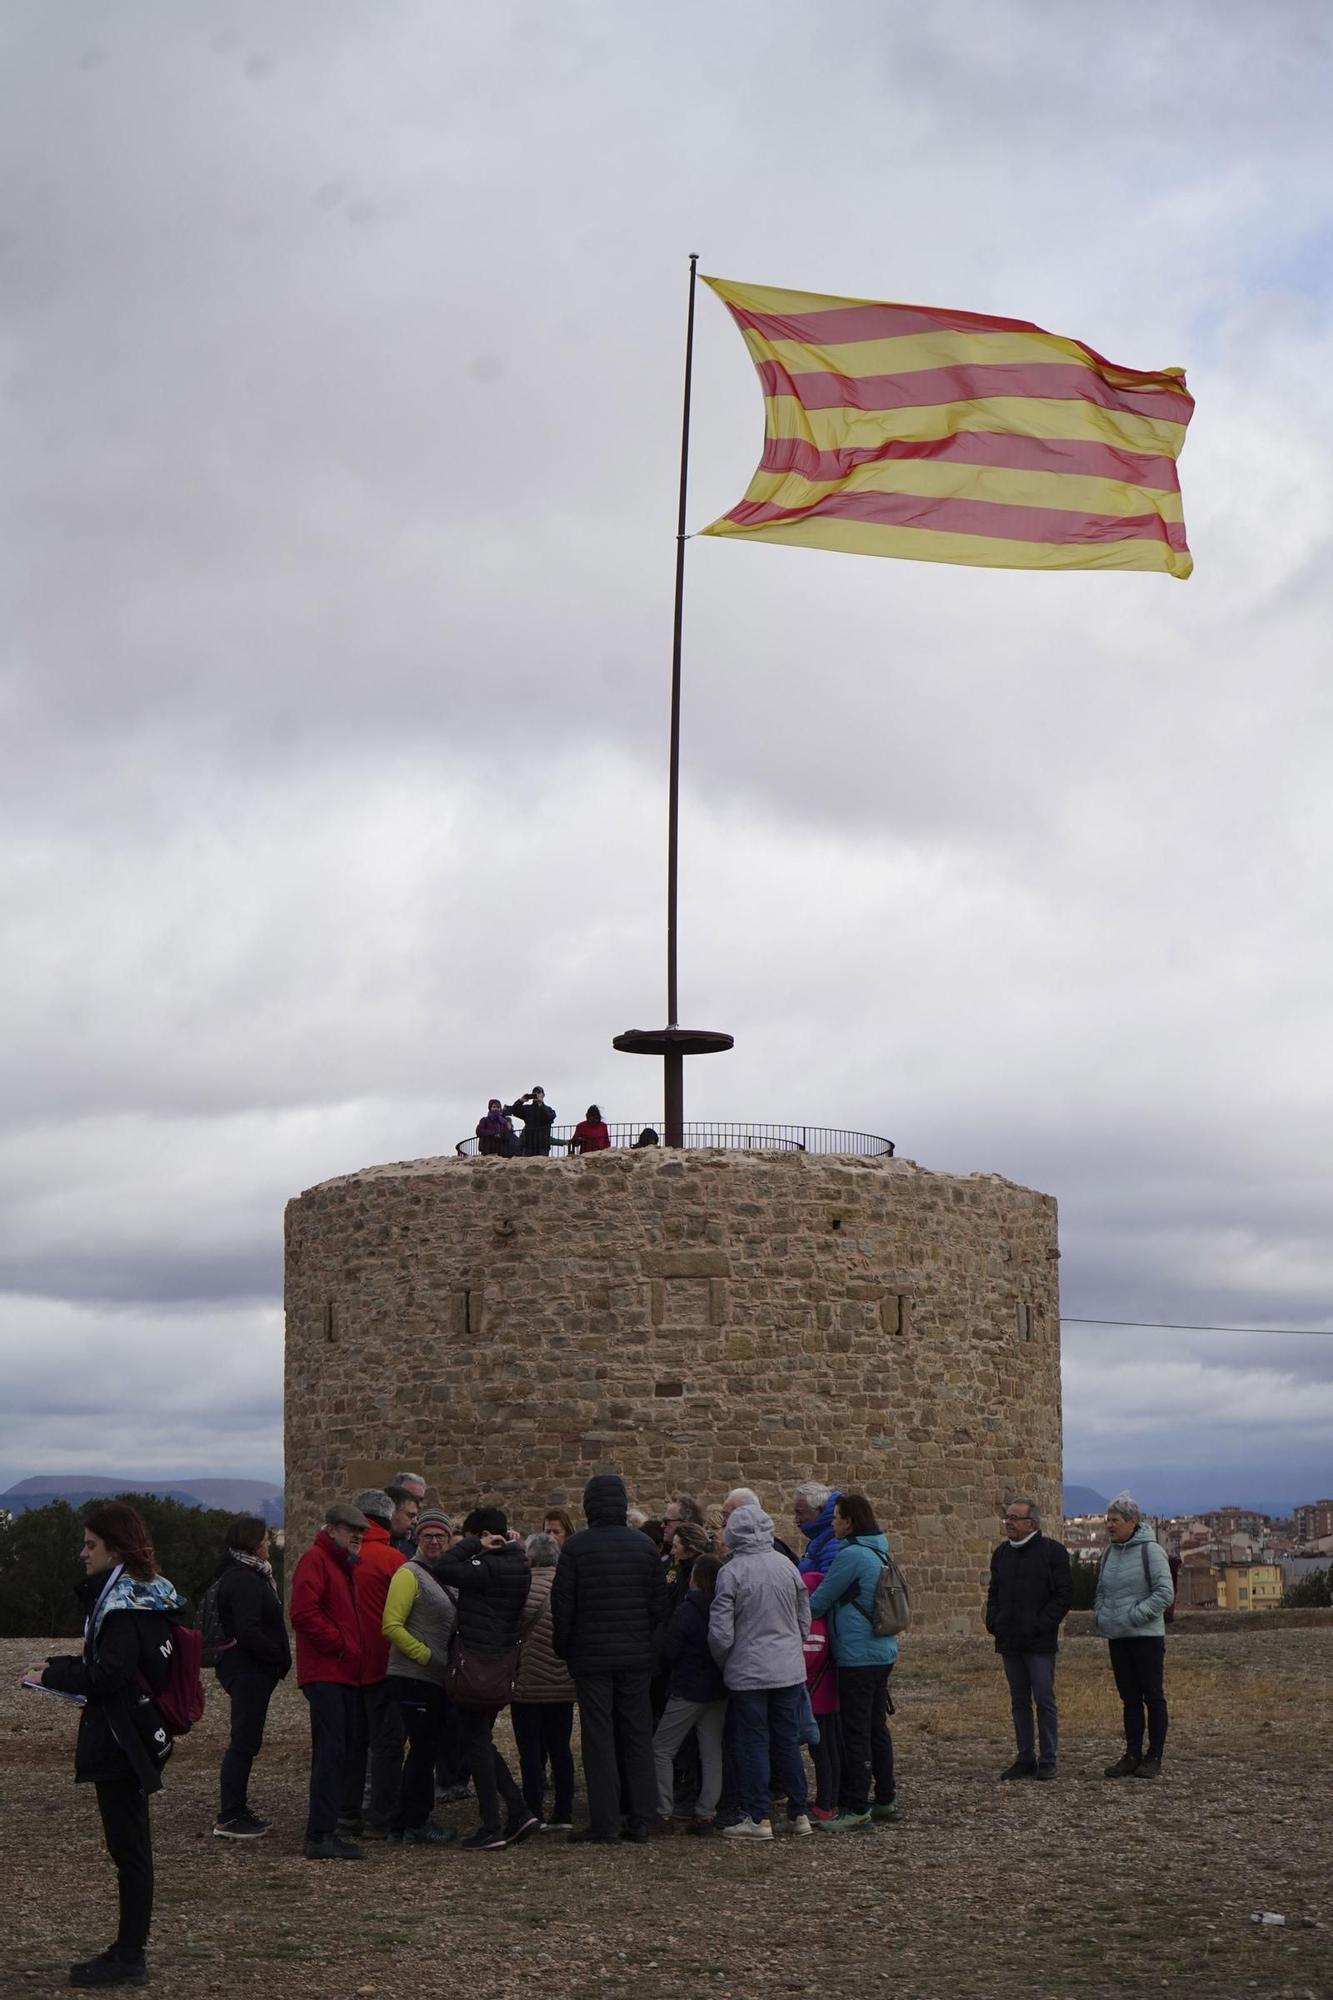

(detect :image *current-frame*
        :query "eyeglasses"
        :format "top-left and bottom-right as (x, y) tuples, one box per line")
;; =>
(1003, 1513), (1032, 1524)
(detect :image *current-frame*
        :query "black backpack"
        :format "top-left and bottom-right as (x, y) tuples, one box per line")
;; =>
(197, 1577), (234, 1670)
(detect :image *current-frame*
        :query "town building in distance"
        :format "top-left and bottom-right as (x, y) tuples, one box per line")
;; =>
(1061, 1498), (1333, 1611)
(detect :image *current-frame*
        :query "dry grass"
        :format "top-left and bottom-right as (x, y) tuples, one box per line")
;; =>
(3, 1628), (1331, 1999)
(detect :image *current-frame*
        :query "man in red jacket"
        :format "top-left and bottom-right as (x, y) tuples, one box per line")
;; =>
(289, 1501), (368, 1860)
(341, 1490), (408, 1836)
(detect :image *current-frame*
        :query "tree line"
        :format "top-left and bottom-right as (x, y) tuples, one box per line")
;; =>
(0, 1494), (285, 1638)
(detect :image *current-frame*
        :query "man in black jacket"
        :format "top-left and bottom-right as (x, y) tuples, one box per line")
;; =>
(985, 1498), (1073, 1780)
(503, 1087), (556, 1156)
(424, 1508), (535, 1850)
(552, 1472), (667, 1842)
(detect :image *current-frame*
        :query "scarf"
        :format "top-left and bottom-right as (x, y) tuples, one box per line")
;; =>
(87, 1563), (185, 1650)
(232, 1548), (279, 1596)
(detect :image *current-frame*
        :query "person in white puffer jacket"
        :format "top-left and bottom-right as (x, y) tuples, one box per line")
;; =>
(1094, 1493), (1175, 1780)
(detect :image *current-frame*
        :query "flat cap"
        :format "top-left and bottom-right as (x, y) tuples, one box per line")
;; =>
(325, 1501), (370, 1531)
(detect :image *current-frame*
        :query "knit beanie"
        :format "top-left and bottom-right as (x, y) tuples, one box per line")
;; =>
(415, 1508), (451, 1533)
(353, 1488), (393, 1526)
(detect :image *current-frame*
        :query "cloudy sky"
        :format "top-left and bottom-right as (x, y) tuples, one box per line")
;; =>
(3, 2), (1331, 1517)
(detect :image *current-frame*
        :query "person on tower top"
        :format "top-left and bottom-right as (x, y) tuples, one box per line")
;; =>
(503, 1088), (556, 1156)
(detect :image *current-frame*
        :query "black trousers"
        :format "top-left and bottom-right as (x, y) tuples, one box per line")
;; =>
(341, 1678), (405, 1824)
(302, 1681), (358, 1842)
(837, 1664), (895, 1814)
(511, 1701), (575, 1822)
(809, 1713), (842, 1812)
(457, 1704), (527, 1835)
(94, 1779), (152, 1953)
(386, 1676), (447, 1832)
(1108, 1636), (1169, 1759)
(434, 1697), (468, 1790)
(575, 1670), (655, 1837)
(218, 1663), (277, 1820)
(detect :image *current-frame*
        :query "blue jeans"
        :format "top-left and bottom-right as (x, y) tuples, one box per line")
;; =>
(729, 1685), (809, 1823)
(1001, 1651), (1058, 1768)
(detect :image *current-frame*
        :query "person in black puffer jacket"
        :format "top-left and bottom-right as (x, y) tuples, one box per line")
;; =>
(210, 1515), (292, 1839)
(34, 1502), (184, 1990)
(551, 1472), (667, 1842)
(423, 1508), (534, 1849)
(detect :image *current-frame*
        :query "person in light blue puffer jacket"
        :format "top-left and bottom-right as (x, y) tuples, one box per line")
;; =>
(809, 1494), (899, 1830)
(1094, 1493), (1175, 1780)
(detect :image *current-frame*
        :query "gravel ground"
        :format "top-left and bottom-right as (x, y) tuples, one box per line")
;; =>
(4, 1628), (1331, 1999)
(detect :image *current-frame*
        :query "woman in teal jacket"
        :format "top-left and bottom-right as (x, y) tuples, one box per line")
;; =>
(809, 1493), (898, 1831)
(1094, 1493), (1175, 1779)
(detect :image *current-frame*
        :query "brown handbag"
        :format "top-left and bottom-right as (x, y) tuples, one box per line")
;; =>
(445, 1638), (518, 1711)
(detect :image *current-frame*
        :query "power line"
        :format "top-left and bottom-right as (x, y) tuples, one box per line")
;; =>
(1062, 1316), (1333, 1338)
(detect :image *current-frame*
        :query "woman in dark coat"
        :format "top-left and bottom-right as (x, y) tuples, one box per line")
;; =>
(210, 1514), (291, 1838)
(30, 1502), (184, 1989)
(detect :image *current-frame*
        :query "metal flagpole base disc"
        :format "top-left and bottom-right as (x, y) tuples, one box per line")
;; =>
(613, 1027), (734, 1057)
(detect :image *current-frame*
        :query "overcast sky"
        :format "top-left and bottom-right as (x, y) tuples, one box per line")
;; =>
(2, 2), (1331, 1518)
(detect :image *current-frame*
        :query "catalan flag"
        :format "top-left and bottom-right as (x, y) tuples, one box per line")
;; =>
(700, 276), (1194, 579)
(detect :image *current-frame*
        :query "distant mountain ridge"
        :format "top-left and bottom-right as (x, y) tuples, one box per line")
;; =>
(1063, 1483), (1110, 1516)
(1, 1473), (283, 1523)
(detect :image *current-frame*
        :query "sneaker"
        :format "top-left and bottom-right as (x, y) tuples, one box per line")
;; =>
(566, 1826), (621, 1845)
(68, 1950), (149, 1989)
(686, 1816), (716, 1836)
(213, 1811), (269, 1839)
(540, 1820), (573, 1833)
(815, 1811), (872, 1833)
(1131, 1757), (1162, 1780)
(783, 1814), (814, 1836)
(809, 1805), (838, 1823)
(303, 1835), (364, 1860)
(402, 1822), (457, 1844)
(871, 1802), (900, 1822)
(1103, 1752), (1142, 1779)
(722, 1817), (773, 1840)
(1035, 1767), (1057, 1783)
(999, 1759), (1038, 1781)
(460, 1827), (508, 1851)
(505, 1814), (540, 1847)
(435, 1782), (470, 1803)
(623, 1819), (652, 1844)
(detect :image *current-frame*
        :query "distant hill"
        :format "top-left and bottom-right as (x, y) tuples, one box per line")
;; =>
(1, 1474), (283, 1524)
(1063, 1483), (1110, 1516)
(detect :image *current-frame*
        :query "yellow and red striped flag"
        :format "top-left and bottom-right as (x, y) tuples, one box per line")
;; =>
(700, 276), (1194, 578)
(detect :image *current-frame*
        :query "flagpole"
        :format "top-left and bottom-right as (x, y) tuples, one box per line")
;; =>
(666, 251), (699, 1041)
(613, 254), (733, 1140)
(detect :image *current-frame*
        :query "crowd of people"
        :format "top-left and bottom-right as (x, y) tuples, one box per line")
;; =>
(25, 1480), (1173, 1987)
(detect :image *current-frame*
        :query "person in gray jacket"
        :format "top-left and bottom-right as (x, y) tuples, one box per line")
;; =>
(1094, 1492), (1175, 1779)
(708, 1504), (812, 1839)
(380, 1509), (459, 1842)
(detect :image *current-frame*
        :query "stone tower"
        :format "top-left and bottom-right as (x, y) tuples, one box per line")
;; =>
(284, 1148), (1061, 1633)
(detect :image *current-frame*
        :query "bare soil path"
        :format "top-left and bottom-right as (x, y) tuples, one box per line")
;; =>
(3, 1630), (1330, 1999)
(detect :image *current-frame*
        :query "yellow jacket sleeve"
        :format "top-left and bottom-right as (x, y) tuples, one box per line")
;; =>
(382, 1565), (430, 1666)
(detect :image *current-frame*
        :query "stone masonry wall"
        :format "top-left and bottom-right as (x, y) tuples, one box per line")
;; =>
(284, 1149), (1061, 1633)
